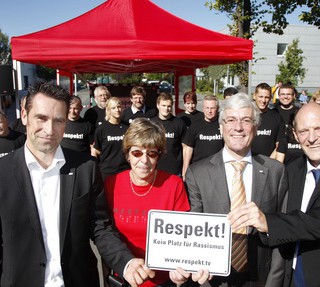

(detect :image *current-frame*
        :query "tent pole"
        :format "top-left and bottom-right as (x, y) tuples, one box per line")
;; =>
(56, 70), (60, 86)
(248, 60), (252, 97)
(74, 74), (77, 96)
(12, 60), (20, 118)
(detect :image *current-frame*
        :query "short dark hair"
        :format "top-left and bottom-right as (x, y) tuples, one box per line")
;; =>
(223, 87), (238, 99)
(26, 82), (71, 115)
(278, 84), (295, 95)
(255, 83), (271, 95)
(156, 92), (173, 105)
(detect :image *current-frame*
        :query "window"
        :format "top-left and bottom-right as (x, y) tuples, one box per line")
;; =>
(277, 43), (287, 56)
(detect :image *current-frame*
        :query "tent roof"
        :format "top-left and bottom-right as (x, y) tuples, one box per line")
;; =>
(11, 0), (253, 74)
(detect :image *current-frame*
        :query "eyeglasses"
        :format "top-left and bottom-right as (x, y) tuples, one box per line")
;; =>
(223, 117), (254, 126)
(96, 94), (108, 98)
(279, 93), (294, 96)
(130, 150), (160, 159)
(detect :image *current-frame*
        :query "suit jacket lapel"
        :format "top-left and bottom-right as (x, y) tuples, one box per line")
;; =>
(288, 157), (307, 211)
(59, 151), (75, 255)
(307, 182), (320, 210)
(251, 155), (269, 206)
(13, 148), (45, 252)
(210, 151), (230, 212)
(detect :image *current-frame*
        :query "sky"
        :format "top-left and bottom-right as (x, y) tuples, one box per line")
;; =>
(0, 0), (307, 39)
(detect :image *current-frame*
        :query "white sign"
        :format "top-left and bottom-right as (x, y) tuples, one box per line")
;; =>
(146, 210), (231, 276)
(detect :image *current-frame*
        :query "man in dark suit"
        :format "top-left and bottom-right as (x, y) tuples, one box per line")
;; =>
(228, 102), (320, 287)
(184, 93), (287, 286)
(0, 82), (155, 287)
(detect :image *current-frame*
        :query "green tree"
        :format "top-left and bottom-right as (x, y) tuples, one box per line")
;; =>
(265, 1), (320, 33)
(205, 65), (228, 81)
(205, 0), (319, 90)
(0, 29), (12, 64)
(277, 38), (306, 86)
(36, 65), (56, 81)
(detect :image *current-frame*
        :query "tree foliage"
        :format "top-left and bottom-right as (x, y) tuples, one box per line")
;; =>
(265, 1), (320, 33)
(36, 65), (56, 81)
(277, 38), (306, 86)
(0, 29), (12, 64)
(205, 0), (319, 39)
(204, 65), (228, 80)
(205, 0), (319, 90)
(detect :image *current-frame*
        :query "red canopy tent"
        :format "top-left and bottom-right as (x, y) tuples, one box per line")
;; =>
(11, 0), (253, 109)
(11, 0), (253, 73)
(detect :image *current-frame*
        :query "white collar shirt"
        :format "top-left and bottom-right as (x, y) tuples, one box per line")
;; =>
(222, 148), (253, 202)
(25, 144), (66, 287)
(300, 160), (320, 212)
(131, 105), (146, 114)
(293, 160), (320, 269)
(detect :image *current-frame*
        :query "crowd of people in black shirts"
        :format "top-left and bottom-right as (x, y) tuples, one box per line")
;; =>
(0, 81), (320, 287)
(0, 82), (315, 173)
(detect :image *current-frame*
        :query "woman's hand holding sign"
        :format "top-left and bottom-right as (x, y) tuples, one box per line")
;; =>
(169, 267), (212, 286)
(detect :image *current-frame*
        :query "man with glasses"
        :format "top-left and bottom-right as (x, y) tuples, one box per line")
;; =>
(274, 84), (303, 163)
(121, 86), (157, 125)
(84, 86), (111, 128)
(182, 93), (287, 286)
(228, 102), (320, 287)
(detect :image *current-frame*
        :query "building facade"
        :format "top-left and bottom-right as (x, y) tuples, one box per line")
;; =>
(252, 24), (320, 92)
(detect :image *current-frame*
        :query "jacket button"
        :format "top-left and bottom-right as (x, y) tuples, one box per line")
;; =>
(40, 263), (46, 267)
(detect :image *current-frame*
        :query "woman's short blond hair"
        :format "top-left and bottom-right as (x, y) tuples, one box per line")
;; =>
(105, 97), (122, 121)
(122, 118), (166, 157)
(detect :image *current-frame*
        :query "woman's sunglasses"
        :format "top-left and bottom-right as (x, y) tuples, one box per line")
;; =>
(130, 150), (160, 159)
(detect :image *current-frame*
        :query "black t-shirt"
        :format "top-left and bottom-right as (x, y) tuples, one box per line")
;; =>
(152, 115), (186, 175)
(177, 110), (204, 128)
(183, 118), (223, 163)
(273, 106), (299, 126)
(0, 130), (26, 158)
(121, 106), (157, 125)
(61, 118), (94, 154)
(94, 121), (129, 178)
(84, 106), (106, 128)
(273, 106), (302, 163)
(252, 109), (287, 156)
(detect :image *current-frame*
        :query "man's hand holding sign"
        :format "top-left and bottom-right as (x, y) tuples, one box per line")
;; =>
(146, 210), (232, 284)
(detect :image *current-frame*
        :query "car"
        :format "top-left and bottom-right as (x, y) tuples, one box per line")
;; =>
(159, 81), (174, 93)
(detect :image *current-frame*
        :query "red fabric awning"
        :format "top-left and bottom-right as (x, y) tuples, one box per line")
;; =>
(11, 0), (253, 74)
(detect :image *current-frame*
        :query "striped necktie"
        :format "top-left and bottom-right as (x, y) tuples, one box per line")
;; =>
(230, 161), (248, 272)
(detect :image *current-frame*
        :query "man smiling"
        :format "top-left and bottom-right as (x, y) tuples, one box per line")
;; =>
(252, 83), (287, 163)
(185, 93), (286, 286)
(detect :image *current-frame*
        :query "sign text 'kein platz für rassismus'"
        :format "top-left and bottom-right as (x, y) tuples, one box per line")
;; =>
(145, 210), (232, 276)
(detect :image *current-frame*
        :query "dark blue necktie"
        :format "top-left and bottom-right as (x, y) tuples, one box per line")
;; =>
(294, 169), (320, 287)
(312, 169), (320, 184)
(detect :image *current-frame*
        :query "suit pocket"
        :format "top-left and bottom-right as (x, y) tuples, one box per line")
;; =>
(72, 192), (90, 207)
